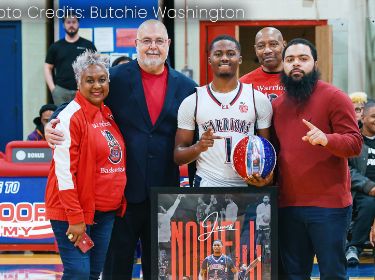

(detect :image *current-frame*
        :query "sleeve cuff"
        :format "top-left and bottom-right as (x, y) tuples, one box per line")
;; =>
(66, 211), (85, 225)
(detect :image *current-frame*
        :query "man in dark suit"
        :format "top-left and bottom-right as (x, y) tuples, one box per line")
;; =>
(101, 19), (197, 280)
(45, 19), (197, 280)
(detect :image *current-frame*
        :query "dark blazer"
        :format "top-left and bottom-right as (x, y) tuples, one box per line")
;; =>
(106, 60), (197, 203)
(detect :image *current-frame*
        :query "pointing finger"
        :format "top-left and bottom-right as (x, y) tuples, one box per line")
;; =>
(302, 119), (316, 130)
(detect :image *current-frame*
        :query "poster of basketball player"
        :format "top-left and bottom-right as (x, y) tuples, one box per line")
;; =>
(151, 187), (278, 280)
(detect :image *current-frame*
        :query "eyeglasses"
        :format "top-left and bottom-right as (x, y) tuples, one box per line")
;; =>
(255, 41), (280, 51)
(354, 107), (364, 113)
(136, 38), (167, 46)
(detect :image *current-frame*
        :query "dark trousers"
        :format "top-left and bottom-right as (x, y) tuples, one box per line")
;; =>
(278, 206), (352, 280)
(50, 211), (116, 280)
(102, 200), (151, 280)
(348, 192), (375, 250)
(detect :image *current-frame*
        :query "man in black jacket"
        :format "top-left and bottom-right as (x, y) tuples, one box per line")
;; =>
(346, 101), (375, 265)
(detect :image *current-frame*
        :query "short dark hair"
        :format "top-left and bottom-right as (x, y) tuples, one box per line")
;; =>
(63, 11), (79, 23)
(363, 101), (375, 115)
(111, 56), (132, 67)
(282, 38), (317, 61)
(213, 239), (223, 245)
(33, 104), (57, 126)
(208, 35), (241, 53)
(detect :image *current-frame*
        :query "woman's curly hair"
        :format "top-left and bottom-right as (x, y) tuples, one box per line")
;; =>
(72, 50), (110, 85)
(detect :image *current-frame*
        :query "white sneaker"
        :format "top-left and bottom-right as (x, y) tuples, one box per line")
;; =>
(346, 246), (359, 266)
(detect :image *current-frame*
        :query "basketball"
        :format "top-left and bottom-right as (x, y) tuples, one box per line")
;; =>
(231, 135), (276, 180)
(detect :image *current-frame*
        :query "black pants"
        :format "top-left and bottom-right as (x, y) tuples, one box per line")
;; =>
(348, 192), (375, 250)
(102, 199), (151, 280)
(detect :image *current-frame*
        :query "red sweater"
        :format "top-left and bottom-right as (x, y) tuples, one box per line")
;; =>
(45, 93), (127, 225)
(272, 80), (362, 208)
(141, 67), (168, 125)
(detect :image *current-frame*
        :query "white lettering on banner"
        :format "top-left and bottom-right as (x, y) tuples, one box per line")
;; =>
(27, 152), (45, 158)
(367, 158), (375, 166)
(0, 181), (20, 194)
(0, 227), (32, 237)
(368, 147), (375, 154)
(0, 202), (53, 238)
(0, 202), (47, 222)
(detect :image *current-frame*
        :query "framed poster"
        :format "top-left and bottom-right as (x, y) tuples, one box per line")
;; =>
(151, 187), (278, 280)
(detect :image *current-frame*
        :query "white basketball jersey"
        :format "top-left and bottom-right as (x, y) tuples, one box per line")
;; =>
(195, 82), (271, 186)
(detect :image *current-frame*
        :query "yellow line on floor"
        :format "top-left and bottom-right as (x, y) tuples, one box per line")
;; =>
(0, 254), (62, 265)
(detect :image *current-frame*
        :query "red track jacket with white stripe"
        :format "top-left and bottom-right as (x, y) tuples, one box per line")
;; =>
(45, 92), (127, 225)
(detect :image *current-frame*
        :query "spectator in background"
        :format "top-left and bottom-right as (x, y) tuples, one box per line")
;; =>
(27, 104), (57, 141)
(44, 11), (96, 106)
(111, 56), (132, 67)
(349, 91), (368, 128)
(346, 101), (375, 266)
(370, 218), (375, 246)
(240, 27), (286, 102)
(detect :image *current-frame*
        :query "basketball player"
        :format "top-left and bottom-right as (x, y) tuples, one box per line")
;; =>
(256, 195), (271, 263)
(196, 196), (208, 223)
(200, 240), (238, 280)
(174, 35), (273, 187)
(158, 194), (185, 279)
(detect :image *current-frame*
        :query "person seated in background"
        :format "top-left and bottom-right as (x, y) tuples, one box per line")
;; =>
(45, 50), (127, 279)
(111, 55), (132, 67)
(370, 218), (375, 246)
(346, 101), (375, 266)
(27, 104), (57, 141)
(349, 91), (368, 128)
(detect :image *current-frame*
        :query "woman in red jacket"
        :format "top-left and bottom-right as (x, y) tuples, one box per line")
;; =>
(45, 50), (126, 280)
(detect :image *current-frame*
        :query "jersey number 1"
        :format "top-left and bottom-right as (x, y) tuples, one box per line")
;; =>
(224, 137), (232, 163)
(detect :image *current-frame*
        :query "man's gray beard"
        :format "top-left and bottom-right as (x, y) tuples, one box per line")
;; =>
(143, 57), (164, 67)
(136, 46), (168, 67)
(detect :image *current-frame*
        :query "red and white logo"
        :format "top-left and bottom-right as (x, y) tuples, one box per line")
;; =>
(239, 102), (248, 113)
(101, 130), (122, 164)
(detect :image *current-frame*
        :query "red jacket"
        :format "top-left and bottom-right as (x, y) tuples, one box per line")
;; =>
(45, 93), (126, 225)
